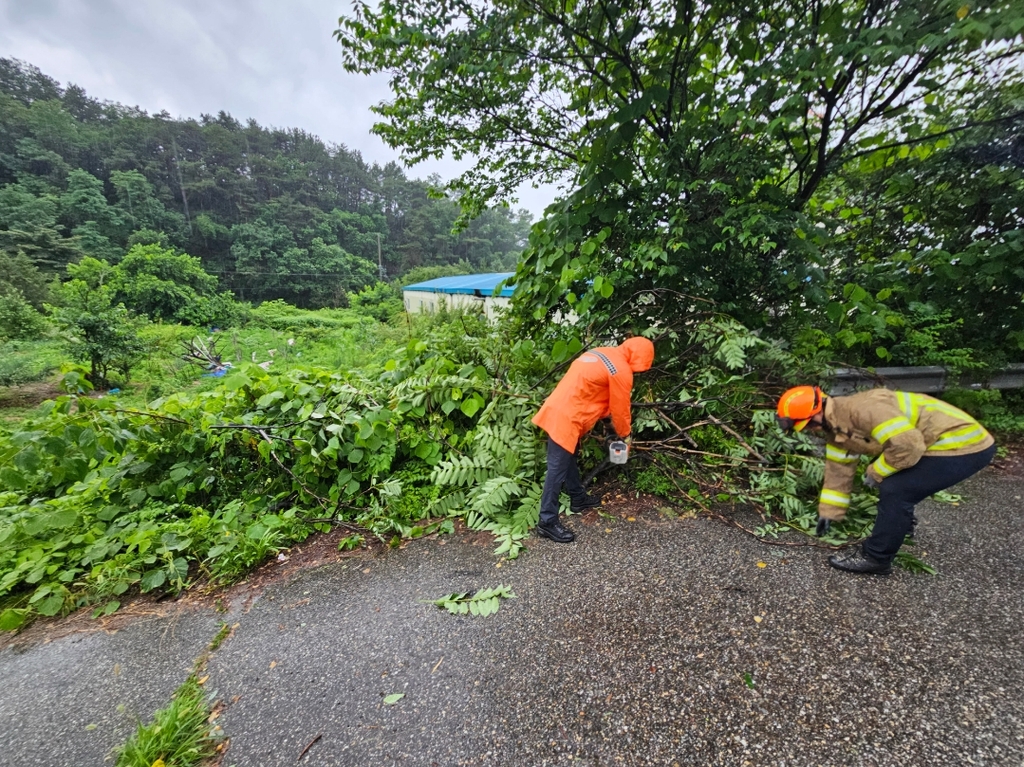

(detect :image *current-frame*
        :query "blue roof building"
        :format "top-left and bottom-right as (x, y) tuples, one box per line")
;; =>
(402, 272), (516, 318)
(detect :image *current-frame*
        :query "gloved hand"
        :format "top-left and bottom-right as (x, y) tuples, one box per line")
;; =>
(864, 473), (880, 489)
(815, 517), (831, 537)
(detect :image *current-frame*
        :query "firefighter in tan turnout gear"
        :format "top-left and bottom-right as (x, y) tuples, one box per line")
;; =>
(776, 386), (996, 574)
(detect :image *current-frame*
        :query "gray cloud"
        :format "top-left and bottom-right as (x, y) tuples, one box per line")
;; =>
(0, 0), (557, 216)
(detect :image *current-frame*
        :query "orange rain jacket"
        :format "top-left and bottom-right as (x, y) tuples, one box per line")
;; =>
(531, 337), (655, 453)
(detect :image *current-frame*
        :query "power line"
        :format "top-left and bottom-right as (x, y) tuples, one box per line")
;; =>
(208, 271), (360, 277)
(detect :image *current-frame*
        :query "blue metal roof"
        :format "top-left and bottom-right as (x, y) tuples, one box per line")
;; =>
(403, 272), (516, 297)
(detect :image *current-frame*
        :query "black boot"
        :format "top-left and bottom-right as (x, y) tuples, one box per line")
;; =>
(536, 518), (575, 543)
(570, 493), (602, 513)
(828, 546), (892, 575)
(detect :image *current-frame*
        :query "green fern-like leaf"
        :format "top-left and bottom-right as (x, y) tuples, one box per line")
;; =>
(426, 490), (467, 517)
(468, 475), (523, 520)
(428, 584), (517, 616)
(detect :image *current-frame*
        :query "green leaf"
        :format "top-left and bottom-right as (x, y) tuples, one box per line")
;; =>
(97, 505), (124, 521)
(257, 390), (285, 408)
(383, 693), (405, 705)
(36, 595), (65, 616)
(0, 467), (27, 490)
(140, 570), (166, 592)
(0, 609), (29, 631)
(460, 395), (483, 418)
(169, 466), (192, 483)
(23, 509), (79, 535)
(91, 601), (120, 619)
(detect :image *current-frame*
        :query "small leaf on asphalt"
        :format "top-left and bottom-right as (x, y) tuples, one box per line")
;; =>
(756, 561), (767, 568)
(383, 693), (405, 705)
(85, 723), (98, 731)
(754, 616), (763, 623)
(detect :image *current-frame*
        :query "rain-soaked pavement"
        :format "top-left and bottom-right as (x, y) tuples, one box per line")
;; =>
(2, 465), (1023, 767)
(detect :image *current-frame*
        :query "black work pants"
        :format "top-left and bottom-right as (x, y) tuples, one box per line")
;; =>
(863, 444), (996, 564)
(539, 439), (588, 526)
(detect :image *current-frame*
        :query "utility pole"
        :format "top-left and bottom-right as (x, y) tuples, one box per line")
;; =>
(172, 137), (193, 236)
(376, 233), (385, 281)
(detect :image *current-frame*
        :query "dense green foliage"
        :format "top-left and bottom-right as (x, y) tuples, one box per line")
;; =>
(0, 312), (536, 626)
(339, 0), (1024, 366)
(5, 296), (977, 628)
(0, 57), (533, 311)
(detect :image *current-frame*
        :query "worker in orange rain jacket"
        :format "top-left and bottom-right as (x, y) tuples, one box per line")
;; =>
(776, 385), (996, 574)
(531, 337), (656, 543)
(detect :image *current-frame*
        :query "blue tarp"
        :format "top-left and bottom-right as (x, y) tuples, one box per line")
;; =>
(403, 273), (516, 298)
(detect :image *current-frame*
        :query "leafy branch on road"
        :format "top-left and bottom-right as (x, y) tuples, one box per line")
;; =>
(429, 585), (517, 616)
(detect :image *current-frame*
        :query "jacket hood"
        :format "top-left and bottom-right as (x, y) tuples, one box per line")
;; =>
(619, 337), (655, 372)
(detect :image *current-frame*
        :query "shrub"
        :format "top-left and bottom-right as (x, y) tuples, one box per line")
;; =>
(0, 290), (49, 341)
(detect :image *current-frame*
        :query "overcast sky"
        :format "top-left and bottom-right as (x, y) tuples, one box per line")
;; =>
(0, 0), (556, 218)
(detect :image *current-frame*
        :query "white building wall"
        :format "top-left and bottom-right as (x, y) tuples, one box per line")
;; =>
(403, 290), (511, 320)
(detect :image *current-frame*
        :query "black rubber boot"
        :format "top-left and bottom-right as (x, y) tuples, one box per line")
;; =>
(536, 519), (576, 543)
(570, 493), (602, 513)
(828, 546), (892, 575)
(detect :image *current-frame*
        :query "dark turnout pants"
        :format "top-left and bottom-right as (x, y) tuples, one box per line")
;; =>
(864, 444), (997, 564)
(539, 439), (588, 526)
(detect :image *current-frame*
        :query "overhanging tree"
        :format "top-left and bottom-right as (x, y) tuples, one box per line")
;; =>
(337, 0), (1024, 348)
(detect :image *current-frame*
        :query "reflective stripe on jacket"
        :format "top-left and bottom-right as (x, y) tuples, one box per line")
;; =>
(817, 389), (994, 521)
(531, 337), (655, 453)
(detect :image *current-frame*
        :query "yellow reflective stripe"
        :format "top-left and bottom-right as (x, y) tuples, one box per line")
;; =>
(872, 455), (898, 478)
(871, 417), (915, 443)
(897, 391), (920, 425)
(826, 444), (858, 464)
(911, 393), (975, 422)
(819, 489), (851, 508)
(928, 425), (990, 451)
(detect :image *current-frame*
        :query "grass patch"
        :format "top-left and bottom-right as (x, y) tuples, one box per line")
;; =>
(0, 339), (64, 388)
(114, 674), (220, 767)
(208, 621), (231, 652)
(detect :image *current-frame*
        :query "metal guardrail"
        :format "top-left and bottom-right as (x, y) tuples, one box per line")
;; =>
(830, 364), (1024, 395)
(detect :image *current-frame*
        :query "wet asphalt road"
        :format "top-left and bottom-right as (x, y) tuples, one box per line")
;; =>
(1, 466), (1022, 767)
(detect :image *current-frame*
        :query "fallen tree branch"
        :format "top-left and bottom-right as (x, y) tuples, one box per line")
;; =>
(705, 413), (766, 463)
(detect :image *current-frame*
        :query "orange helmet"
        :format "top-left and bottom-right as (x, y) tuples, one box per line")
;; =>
(776, 385), (824, 432)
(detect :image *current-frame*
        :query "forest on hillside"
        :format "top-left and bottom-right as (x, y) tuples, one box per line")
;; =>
(0, 57), (532, 309)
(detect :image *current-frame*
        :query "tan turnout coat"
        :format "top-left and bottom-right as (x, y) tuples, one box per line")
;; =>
(817, 389), (994, 521)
